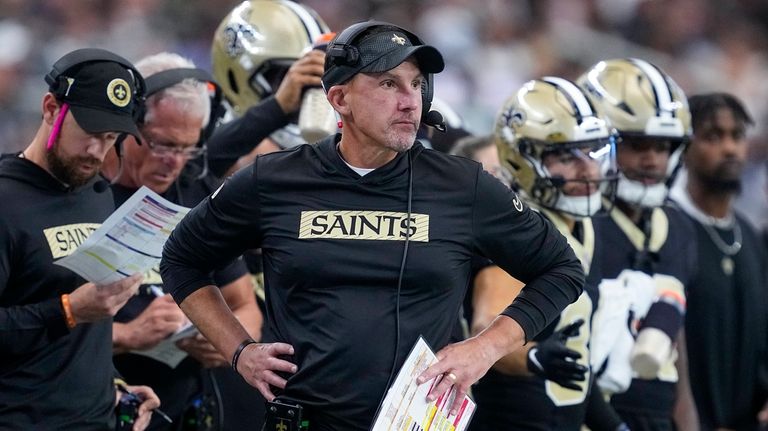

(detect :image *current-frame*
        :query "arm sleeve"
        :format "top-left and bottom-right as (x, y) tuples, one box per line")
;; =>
(472, 169), (584, 342)
(161, 163), (263, 304)
(206, 97), (289, 177)
(0, 226), (70, 355)
(212, 256), (249, 287)
(0, 299), (70, 355)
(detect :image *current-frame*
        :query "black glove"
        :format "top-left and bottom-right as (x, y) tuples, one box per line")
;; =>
(526, 319), (587, 390)
(584, 378), (629, 431)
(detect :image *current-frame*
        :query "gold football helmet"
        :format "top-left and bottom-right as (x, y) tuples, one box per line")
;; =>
(495, 77), (617, 217)
(577, 58), (690, 140)
(211, 0), (329, 115)
(577, 58), (691, 207)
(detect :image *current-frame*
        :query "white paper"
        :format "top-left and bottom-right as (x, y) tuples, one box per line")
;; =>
(55, 186), (190, 285)
(371, 337), (476, 431)
(129, 321), (199, 369)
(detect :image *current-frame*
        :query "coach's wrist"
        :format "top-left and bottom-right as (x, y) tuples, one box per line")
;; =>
(231, 338), (258, 374)
(479, 315), (526, 360)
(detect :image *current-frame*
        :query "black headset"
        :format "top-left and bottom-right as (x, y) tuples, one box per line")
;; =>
(45, 48), (146, 121)
(139, 68), (225, 144)
(323, 21), (444, 131)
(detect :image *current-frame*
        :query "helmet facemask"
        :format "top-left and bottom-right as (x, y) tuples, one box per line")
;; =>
(249, 58), (294, 101)
(523, 138), (617, 218)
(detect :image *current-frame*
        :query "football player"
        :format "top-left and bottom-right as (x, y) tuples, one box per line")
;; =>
(208, 0), (331, 176)
(470, 76), (617, 430)
(578, 58), (698, 431)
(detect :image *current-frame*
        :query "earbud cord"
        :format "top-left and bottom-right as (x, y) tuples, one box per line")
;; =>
(384, 150), (413, 391)
(46, 103), (69, 151)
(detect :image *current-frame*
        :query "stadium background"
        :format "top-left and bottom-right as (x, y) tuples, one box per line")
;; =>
(1, 0), (766, 227)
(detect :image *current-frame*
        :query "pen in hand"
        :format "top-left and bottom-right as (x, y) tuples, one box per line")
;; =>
(116, 383), (173, 424)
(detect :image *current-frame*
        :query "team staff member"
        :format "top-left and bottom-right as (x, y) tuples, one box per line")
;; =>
(101, 52), (262, 430)
(470, 77), (616, 430)
(578, 58), (697, 431)
(671, 93), (768, 430)
(161, 22), (584, 431)
(0, 48), (158, 430)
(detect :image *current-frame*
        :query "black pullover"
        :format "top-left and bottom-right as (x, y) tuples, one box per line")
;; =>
(0, 154), (117, 429)
(161, 136), (584, 430)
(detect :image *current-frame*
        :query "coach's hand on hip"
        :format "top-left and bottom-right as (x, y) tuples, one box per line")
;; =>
(235, 342), (298, 401)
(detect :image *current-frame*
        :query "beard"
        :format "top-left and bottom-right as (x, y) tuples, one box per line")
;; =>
(697, 161), (743, 194)
(46, 146), (102, 188)
(385, 139), (415, 153)
(383, 127), (417, 153)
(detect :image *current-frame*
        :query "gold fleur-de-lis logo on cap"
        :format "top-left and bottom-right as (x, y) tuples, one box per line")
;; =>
(115, 86), (126, 100)
(107, 78), (131, 107)
(391, 34), (406, 45)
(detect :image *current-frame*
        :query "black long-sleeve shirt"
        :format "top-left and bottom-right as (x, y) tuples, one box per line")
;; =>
(205, 96), (289, 177)
(161, 136), (584, 431)
(0, 154), (116, 429)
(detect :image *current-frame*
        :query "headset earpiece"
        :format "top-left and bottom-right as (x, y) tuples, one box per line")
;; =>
(47, 75), (71, 99)
(327, 45), (359, 67)
(325, 21), (382, 65)
(422, 73), (434, 119)
(204, 82), (225, 144)
(114, 133), (127, 158)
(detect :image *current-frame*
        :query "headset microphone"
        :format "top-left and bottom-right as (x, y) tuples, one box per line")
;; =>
(423, 110), (446, 132)
(93, 179), (110, 193)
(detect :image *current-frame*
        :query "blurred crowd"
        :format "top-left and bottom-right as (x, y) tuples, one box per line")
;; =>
(1, 0), (767, 226)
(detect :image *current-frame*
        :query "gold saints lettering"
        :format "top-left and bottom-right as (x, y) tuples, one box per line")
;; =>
(299, 211), (429, 242)
(43, 223), (101, 259)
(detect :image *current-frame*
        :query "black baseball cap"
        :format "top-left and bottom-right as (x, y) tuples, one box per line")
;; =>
(52, 60), (141, 138)
(322, 25), (444, 89)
